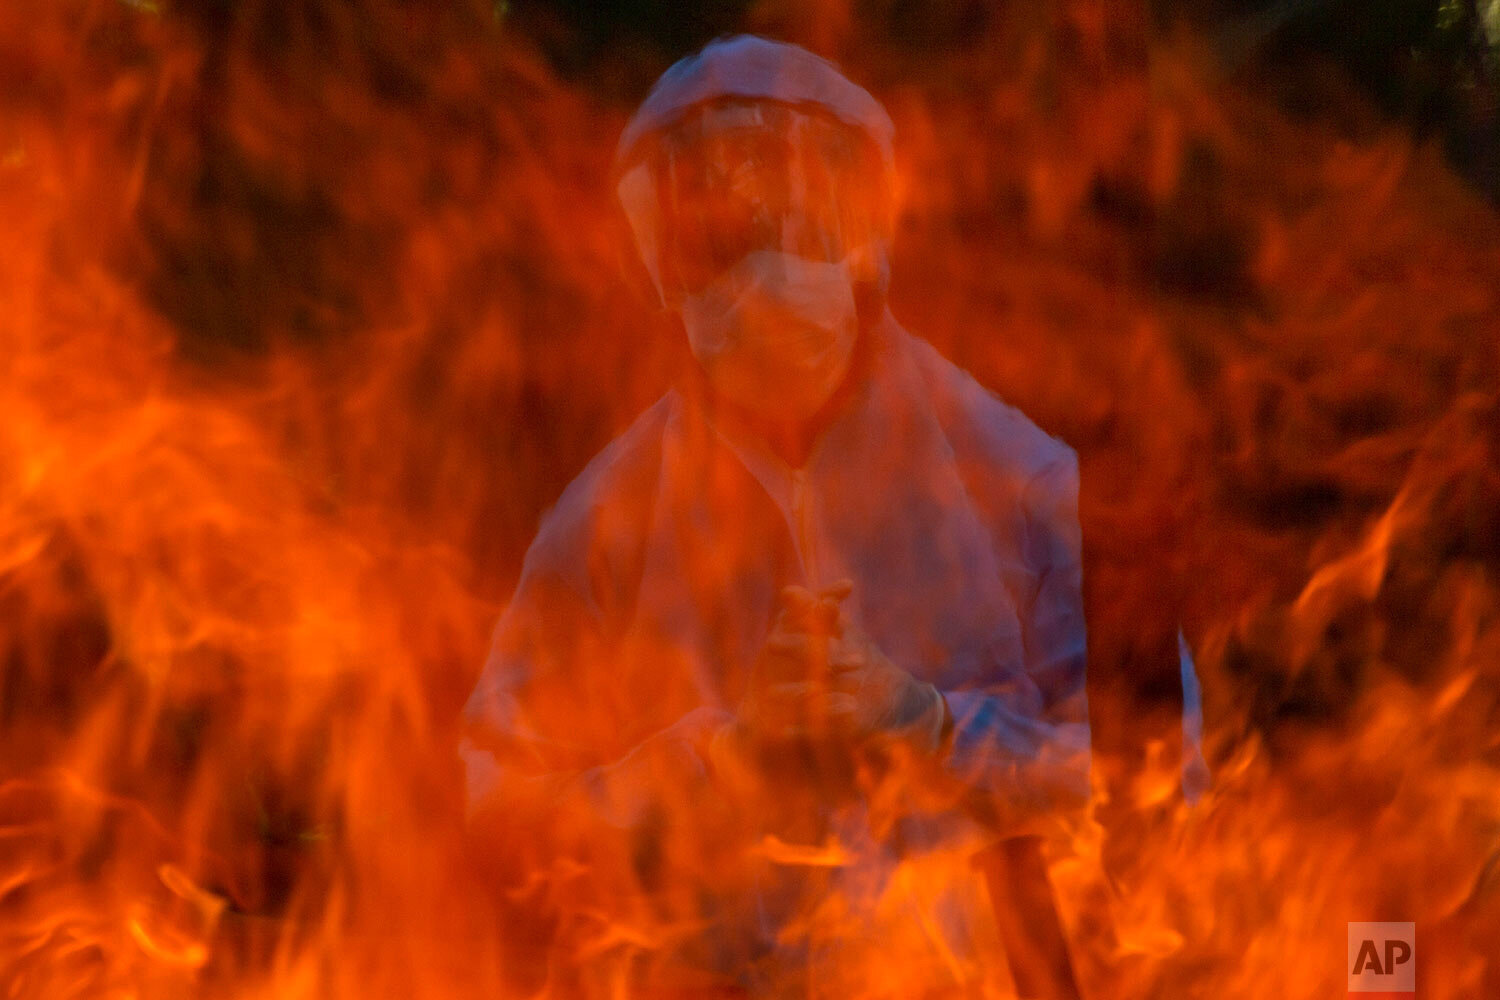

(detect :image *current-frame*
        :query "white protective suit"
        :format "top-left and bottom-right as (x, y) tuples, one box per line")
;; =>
(461, 35), (1095, 988)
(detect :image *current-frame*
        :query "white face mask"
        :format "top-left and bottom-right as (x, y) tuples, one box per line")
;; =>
(680, 249), (859, 421)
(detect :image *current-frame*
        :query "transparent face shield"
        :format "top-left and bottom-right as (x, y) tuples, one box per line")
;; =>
(618, 101), (890, 302)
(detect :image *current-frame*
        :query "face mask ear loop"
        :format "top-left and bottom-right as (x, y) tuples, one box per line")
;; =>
(660, 144), (684, 308)
(782, 113), (813, 258)
(829, 151), (855, 269)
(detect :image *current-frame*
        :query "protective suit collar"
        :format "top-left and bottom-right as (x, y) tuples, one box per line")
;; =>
(657, 310), (1033, 707)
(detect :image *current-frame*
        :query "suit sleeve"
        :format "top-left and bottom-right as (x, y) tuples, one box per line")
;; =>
(938, 452), (1092, 835)
(459, 546), (729, 847)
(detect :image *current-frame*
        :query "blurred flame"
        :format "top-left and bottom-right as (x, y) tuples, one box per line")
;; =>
(0, 0), (1497, 997)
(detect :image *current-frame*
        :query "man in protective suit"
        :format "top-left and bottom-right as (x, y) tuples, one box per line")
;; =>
(462, 35), (1094, 995)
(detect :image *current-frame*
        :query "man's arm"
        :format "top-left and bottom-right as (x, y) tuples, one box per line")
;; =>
(937, 453), (1091, 836)
(460, 563), (729, 862)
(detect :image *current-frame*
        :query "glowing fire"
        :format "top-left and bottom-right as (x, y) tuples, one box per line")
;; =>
(1, 1), (1497, 997)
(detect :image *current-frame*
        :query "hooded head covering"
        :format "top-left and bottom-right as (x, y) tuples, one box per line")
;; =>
(615, 35), (895, 176)
(615, 35), (895, 302)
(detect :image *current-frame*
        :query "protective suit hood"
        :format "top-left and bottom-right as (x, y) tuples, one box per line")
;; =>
(615, 35), (895, 176)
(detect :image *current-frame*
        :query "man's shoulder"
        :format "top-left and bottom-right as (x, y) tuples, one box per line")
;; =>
(526, 394), (675, 568)
(896, 326), (1082, 569)
(898, 326), (1075, 483)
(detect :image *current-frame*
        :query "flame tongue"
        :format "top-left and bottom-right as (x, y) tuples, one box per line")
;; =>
(1, 1), (1499, 997)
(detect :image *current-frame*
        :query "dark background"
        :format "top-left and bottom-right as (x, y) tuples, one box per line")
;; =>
(508, 0), (1498, 197)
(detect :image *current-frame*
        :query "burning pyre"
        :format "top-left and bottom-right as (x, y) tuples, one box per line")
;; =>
(1, 1), (1497, 997)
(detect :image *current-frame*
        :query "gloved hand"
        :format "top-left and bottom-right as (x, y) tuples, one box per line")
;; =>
(819, 606), (948, 755)
(730, 579), (850, 747)
(719, 580), (948, 759)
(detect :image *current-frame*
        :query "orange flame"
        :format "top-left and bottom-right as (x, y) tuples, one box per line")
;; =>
(1, 0), (1498, 997)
